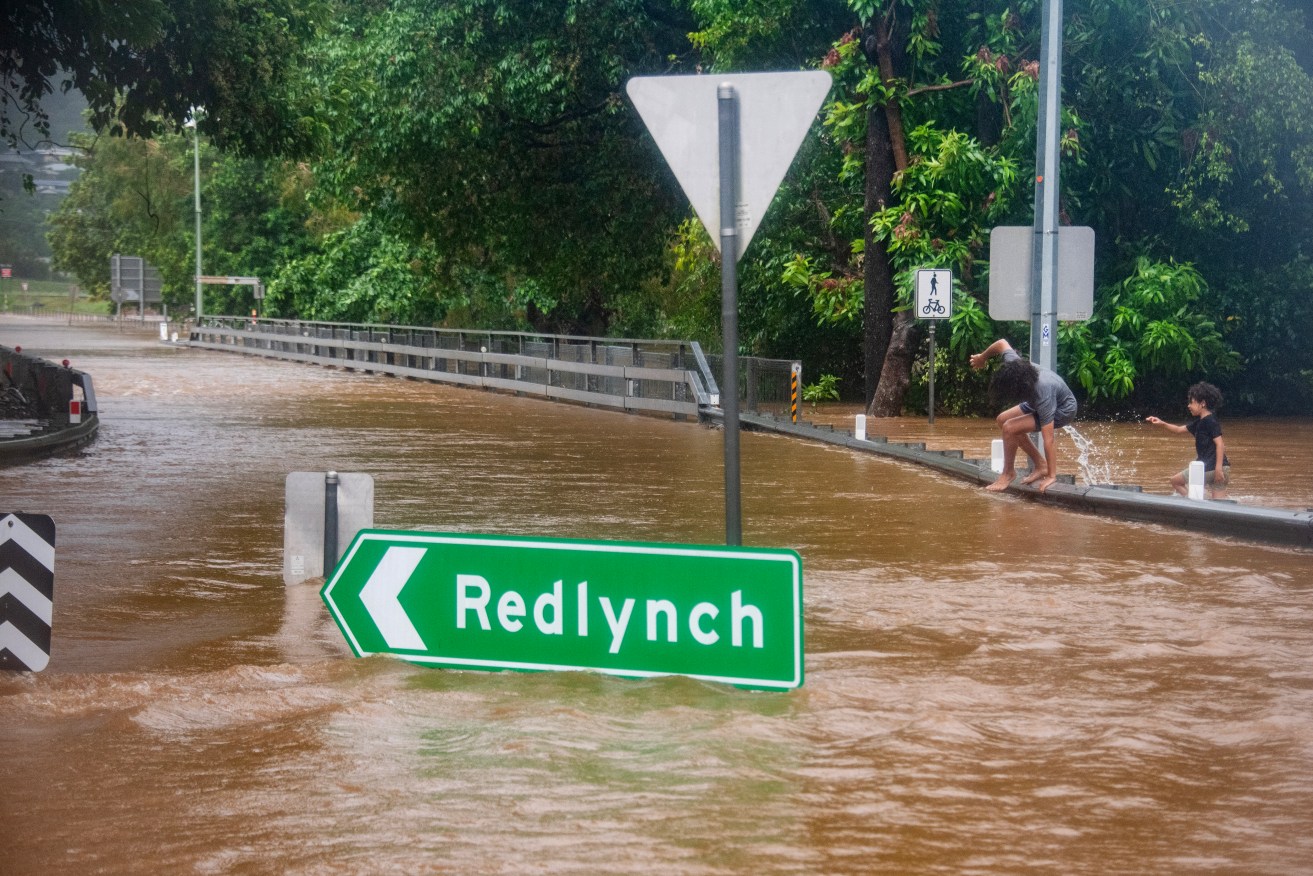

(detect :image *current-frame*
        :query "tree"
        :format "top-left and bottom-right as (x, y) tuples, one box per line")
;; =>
(290, 0), (697, 334)
(2, 0), (322, 156)
(1060, 0), (1313, 412)
(688, 0), (1309, 414)
(47, 129), (317, 313)
(46, 131), (194, 302)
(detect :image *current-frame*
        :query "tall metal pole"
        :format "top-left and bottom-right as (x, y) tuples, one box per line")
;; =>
(927, 323), (936, 424)
(717, 84), (742, 546)
(1030, 0), (1063, 373)
(190, 115), (203, 323)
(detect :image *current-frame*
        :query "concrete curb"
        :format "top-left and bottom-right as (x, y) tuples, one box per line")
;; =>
(733, 411), (1313, 550)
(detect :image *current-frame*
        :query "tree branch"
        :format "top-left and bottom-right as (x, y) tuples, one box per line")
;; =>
(906, 78), (975, 98)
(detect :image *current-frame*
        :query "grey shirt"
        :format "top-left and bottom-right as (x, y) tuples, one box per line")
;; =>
(1003, 348), (1077, 428)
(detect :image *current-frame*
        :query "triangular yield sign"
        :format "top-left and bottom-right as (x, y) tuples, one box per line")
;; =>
(627, 71), (832, 260)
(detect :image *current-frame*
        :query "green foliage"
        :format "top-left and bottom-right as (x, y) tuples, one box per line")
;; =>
(27, 0), (1313, 416)
(46, 126), (320, 314)
(268, 215), (441, 324)
(802, 373), (841, 406)
(46, 131), (195, 305)
(1058, 257), (1239, 408)
(2, 0), (324, 156)
(298, 0), (694, 335)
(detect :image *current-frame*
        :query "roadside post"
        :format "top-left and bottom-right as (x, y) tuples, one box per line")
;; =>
(0, 513), (55, 672)
(628, 71), (831, 545)
(283, 472), (374, 585)
(790, 363), (801, 424)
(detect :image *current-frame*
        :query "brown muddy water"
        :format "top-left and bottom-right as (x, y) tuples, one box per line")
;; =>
(2, 319), (1312, 875)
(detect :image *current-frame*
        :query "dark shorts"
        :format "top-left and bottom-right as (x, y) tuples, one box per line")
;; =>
(1018, 402), (1073, 429)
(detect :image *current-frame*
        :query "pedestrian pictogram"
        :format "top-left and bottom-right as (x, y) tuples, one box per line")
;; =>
(916, 269), (953, 320)
(0, 513), (56, 672)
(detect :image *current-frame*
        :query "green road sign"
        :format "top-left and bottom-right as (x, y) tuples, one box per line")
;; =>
(321, 530), (804, 690)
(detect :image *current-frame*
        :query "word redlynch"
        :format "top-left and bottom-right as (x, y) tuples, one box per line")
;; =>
(454, 575), (766, 654)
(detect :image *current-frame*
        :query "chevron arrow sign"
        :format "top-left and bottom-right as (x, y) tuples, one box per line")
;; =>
(322, 530), (804, 690)
(1, 513), (56, 672)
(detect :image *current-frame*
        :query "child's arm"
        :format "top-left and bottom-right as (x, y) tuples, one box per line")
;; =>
(969, 339), (1012, 370)
(1212, 436), (1226, 483)
(1145, 416), (1188, 435)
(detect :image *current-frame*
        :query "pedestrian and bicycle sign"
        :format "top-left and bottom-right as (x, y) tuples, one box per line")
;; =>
(321, 530), (804, 690)
(1, 513), (55, 672)
(916, 269), (953, 320)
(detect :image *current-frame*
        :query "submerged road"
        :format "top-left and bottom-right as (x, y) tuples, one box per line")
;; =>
(2, 318), (1313, 874)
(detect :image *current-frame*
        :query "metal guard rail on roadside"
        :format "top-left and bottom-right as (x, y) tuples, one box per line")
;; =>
(190, 317), (719, 418)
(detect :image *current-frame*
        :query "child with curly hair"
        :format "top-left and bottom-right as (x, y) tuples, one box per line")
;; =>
(1146, 381), (1231, 499)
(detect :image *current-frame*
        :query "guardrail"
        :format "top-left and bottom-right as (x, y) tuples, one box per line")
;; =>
(189, 318), (720, 418)
(705, 353), (801, 418)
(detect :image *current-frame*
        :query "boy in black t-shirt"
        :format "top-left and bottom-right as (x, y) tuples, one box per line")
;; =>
(1145, 381), (1230, 499)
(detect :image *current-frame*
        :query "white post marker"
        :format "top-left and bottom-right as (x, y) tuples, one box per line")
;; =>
(991, 439), (1005, 474)
(855, 414), (866, 442)
(1188, 460), (1205, 500)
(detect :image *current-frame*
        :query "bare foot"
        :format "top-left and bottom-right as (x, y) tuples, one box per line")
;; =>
(1026, 475), (1057, 492)
(985, 473), (1014, 492)
(1019, 470), (1046, 486)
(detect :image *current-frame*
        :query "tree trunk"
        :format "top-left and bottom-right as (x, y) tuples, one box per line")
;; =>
(862, 8), (910, 416)
(869, 309), (917, 416)
(862, 97), (897, 409)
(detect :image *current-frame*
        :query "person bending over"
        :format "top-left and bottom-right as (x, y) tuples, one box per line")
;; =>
(969, 338), (1078, 493)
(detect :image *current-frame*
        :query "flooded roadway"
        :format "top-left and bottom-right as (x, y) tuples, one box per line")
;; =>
(2, 319), (1312, 874)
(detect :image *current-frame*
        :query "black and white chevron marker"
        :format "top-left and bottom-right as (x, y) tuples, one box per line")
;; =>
(0, 513), (55, 672)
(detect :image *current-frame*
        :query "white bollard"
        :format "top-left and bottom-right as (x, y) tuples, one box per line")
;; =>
(1188, 460), (1205, 500)
(159, 322), (168, 341)
(990, 439), (1004, 473)
(855, 414), (866, 442)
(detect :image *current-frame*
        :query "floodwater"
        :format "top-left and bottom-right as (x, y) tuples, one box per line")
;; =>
(2, 318), (1312, 875)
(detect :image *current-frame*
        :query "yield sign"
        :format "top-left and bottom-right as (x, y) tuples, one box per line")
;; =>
(627, 71), (831, 259)
(321, 529), (804, 690)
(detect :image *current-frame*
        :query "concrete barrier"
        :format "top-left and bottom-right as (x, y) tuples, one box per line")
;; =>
(735, 411), (1313, 550)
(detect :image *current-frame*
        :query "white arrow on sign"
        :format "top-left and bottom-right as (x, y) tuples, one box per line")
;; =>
(359, 546), (427, 650)
(627, 71), (831, 259)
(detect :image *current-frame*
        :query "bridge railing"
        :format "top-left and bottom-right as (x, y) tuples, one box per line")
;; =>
(705, 354), (802, 418)
(190, 317), (720, 418)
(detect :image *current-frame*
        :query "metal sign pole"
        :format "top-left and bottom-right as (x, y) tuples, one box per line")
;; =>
(1030, 0), (1063, 373)
(190, 118), (204, 324)
(928, 323), (936, 425)
(718, 83), (742, 547)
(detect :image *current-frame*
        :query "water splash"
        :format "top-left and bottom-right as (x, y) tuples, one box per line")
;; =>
(1064, 424), (1113, 486)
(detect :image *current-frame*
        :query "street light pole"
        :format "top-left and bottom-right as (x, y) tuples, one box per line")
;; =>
(187, 113), (203, 323)
(1029, 0), (1063, 373)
